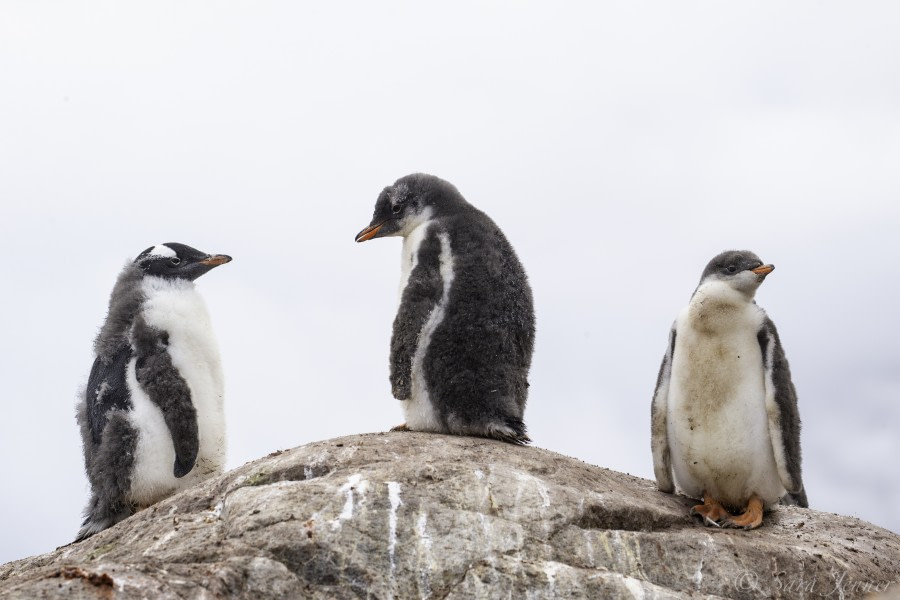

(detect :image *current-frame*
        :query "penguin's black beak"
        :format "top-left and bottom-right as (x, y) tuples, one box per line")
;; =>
(355, 222), (384, 243)
(200, 254), (232, 267)
(751, 264), (774, 276)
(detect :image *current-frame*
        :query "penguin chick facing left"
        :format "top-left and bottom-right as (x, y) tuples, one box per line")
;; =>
(356, 173), (536, 444)
(651, 250), (807, 531)
(75, 243), (231, 541)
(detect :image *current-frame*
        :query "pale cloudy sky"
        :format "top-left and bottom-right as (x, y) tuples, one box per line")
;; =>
(1, 2), (899, 564)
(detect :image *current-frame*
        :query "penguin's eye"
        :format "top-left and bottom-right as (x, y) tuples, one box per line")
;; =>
(169, 257), (182, 266)
(726, 265), (737, 273)
(392, 204), (402, 214)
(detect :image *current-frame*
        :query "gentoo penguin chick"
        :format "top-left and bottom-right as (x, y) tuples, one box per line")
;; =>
(75, 243), (231, 541)
(355, 173), (535, 444)
(651, 250), (807, 530)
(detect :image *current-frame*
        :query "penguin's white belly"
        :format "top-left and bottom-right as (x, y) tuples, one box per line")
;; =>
(128, 280), (226, 506)
(400, 227), (453, 433)
(126, 360), (182, 506)
(668, 319), (785, 508)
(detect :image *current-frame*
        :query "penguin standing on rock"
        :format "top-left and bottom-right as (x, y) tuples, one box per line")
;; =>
(651, 250), (807, 530)
(356, 173), (535, 444)
(75, 243), (231, 541)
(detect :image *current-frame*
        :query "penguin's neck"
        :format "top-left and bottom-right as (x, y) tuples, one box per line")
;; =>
(687, 280), (758, 334)
(142, 275), (195, 296)
(139, 276), (204, 325)
(398, 206), (435, 237)
(94, 264), (146, 359)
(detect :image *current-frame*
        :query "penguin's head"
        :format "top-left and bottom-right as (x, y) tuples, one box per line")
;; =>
(697, 250), (774, 297)
(135, 243), (232, 281)
(355, 173), (465, 242)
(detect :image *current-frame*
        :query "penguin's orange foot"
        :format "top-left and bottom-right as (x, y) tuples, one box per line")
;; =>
(390, 423), (411, 432)
(690, 494), (730, 527)
(722, 494), (764, 530)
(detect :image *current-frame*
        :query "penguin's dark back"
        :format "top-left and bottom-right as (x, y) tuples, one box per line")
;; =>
(431, 207), (536, 381)
(85, 346), (134, 445)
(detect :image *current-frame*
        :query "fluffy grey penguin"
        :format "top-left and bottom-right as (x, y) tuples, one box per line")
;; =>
(651, 250), (807, 530)
(355, 173), (535, 444)
(75, 243), (231, 541)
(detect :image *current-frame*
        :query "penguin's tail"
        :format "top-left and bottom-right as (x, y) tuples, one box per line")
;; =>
(74, 499), (132, 542)
(74, 519), (109, 543)
(780, 487), (809, 509)
(486, 418), (531, 446)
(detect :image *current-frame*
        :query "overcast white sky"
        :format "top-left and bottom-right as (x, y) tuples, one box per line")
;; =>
(2, 2), (899, 564)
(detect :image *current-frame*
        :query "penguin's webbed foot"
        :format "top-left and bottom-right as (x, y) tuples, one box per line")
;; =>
(722, 494), (764, 530)
(690, 494), (729, 527)
(390, 423), (411, 432)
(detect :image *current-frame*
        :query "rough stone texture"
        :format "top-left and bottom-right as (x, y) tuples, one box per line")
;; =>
(2, 432), (899, 599)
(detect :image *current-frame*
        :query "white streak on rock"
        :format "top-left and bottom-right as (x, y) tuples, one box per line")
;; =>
(584, 531), (596, 568)
(142, 530), (177, 556)
(544, 562), (558, 595)
(202, 500), (224, 523)
(417, 512), (432, 551)
(692, 535), (712, 591)
(416, 512), (433, 598)
(387, 481), (403, 600)
(514, 471), (551, 509)
(623, 577), (647, 599)
(537, 483), (551, 508)
(692, 556), (704, 590)
(331, 474), (363, 530)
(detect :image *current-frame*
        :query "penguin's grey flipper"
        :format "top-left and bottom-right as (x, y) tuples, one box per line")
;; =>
(132, 316), (199, 479)
(651, 325), (677, 494)
(389, 229), (443, 400)
(75, 411), (138, 541)
(758, 316), (808, 508)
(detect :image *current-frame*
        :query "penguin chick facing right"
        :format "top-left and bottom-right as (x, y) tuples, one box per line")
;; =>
(651, 250), (807, 530)
(356, 173), (536, 444)
(75, 243), (231, 541)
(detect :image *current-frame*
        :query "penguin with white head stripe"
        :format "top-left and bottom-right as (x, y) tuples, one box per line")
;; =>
(356, 173), (535, 444)
(651, 250), (807, 530)
(75, 243), (231, 540)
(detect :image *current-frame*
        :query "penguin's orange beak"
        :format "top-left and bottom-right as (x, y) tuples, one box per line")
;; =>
(751, 264), (774, 276)
(355, 222), (384, 243)
(200, 255), (232, 267)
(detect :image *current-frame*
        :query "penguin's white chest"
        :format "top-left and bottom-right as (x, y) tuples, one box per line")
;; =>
(398, 221), (430, 300)
(127, 278), (226, 505)
(667, 284), (785, 507)
(400, 226), (455, 432)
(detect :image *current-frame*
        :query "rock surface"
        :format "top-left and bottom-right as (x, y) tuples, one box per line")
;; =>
(2, 432), (899, 599)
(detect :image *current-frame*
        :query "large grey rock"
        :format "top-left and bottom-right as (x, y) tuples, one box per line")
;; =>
(2, 432), (898, 599)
